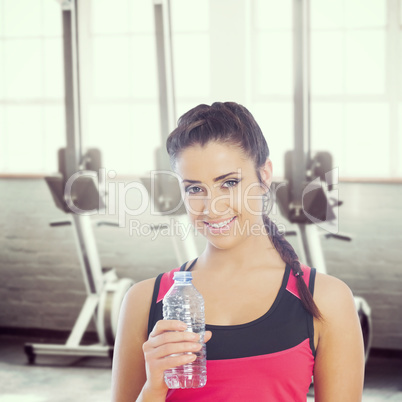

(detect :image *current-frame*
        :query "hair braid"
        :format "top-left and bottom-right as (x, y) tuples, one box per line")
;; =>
(263, 215), (322, 319)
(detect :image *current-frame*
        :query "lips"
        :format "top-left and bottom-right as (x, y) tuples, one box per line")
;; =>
(204, 216), (236, 233)
(204, 216), (236, 225)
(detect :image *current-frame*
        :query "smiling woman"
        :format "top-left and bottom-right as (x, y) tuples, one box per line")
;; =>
(174, 141), (272, 247)
(111, 102), (365, 402)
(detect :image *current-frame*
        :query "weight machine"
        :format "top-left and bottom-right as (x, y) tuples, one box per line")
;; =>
(24, 0), (134, 364)
(140, 0), (199, 264)
(273, 0), (372, 361)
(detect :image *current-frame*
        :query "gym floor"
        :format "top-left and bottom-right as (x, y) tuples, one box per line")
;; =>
(0, 334), (401, 401)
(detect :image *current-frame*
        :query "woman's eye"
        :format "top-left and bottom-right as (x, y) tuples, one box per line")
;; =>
(223, 179), (239, 188)
(185, 179), (239, 194)
(186, 186), (202, 194)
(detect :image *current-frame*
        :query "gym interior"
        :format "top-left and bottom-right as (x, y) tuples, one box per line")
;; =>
(1, 1), (402, 401)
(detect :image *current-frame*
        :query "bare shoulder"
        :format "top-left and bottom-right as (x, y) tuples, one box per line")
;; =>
(124, 277), (157, 308)
(312, 272), (365, 401)
(313, 272), (355, 317)
(118, 277), (159, 338)
(111, 277), (157, 401)
(115, 277), (157, 345)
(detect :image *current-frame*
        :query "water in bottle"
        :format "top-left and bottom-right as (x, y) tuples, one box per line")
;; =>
(163, 271), (207, 389)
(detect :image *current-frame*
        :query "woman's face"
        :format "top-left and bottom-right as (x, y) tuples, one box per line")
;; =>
(174, 141), (272, 249)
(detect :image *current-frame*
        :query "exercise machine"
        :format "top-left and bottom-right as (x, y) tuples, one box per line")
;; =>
(140, 0), (200, 264)
(24, 0), (134, 364)
(273, 0), (372, 361)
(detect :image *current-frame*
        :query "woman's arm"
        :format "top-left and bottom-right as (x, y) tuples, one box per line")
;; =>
(313, 273), (365, 401)
(111, 278), (212, 402)
(111, 278), (157, 401)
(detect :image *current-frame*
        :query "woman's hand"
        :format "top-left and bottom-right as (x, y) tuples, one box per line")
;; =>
(141, 320), (212, 397)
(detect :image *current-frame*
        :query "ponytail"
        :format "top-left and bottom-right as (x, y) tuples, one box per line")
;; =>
(263, 215), (322, 320)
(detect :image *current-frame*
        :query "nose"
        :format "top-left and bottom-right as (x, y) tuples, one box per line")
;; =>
(202, 188), (232, 218)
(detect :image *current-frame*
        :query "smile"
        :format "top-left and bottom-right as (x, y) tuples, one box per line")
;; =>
(204, 216), (237, 231)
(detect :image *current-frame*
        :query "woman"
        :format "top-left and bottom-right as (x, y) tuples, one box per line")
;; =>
(111, 102), (365, 401)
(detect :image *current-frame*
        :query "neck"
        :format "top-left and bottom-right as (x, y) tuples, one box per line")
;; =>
(198, 228), (285, 275)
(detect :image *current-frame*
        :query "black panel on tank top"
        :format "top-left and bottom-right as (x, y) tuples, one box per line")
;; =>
(148, 260), (314, 360)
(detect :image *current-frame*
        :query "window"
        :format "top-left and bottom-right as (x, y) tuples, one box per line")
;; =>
(251, 0), (400, 179)
(251, 0), (293, 177)
(1, 0), (400, 179)
(85, 0), (210, 175)
(0, 0), (64, 173)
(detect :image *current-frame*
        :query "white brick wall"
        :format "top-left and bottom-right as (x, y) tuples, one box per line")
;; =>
(0, 178), (401, 350)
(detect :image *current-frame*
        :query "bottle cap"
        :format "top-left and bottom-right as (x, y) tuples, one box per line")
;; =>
(173, 271), (193, 282)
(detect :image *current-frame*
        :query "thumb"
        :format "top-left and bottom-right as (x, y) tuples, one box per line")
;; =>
(204, 330), (213, 343)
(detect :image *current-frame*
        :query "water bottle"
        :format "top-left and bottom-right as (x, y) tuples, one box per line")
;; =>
(162, 271), (207, 389)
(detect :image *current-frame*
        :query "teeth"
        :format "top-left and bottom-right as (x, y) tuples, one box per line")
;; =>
(209, 217), (234, 228)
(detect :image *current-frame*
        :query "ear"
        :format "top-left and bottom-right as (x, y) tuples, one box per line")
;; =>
(259, 158), (273, 190)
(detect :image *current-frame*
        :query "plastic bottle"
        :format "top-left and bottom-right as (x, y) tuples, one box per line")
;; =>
(162, 271), (207, 389)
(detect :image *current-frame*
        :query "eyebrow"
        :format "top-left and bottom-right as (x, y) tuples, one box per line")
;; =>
(181, 172), (239, 184)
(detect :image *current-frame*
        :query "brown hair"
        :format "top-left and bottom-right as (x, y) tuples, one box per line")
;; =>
(166, 101), (321, 319)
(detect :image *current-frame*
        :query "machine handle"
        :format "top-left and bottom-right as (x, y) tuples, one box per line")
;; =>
(50, 220), (72, 227)
(283, 230), (297, 237)
(324, 232), (352, 242)
(97, 221), (120, 227)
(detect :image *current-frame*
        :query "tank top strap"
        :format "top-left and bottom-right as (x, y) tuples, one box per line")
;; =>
(285, 263), (314, 300)
(156, 267), (180, 303)
(182, 257), (198, 272)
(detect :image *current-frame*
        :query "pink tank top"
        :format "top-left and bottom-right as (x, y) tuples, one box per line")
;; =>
(148, 260), (316, 401)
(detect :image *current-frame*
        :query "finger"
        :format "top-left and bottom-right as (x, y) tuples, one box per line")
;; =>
(151, 340), (202, 360)
(147, 329), (200, 348)
(156, 352), (198, 372)
(143, 329), (201, 356)
(150, 320), (187, 337)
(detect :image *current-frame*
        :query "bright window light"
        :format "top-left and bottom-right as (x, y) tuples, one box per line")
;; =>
(43, 38), (64, 99)
(130, 36), (158, 99)
(4, 0), (42, 37)
(400, 32), (402, 97)
(400, 0), (402, 25)
(91, 0), (129, 35)
(0, 42), (4, 99)
(92, 37), (131, 99)
(0, 107), (5, 171)
(256, 32), (292, 96)
(129, 0), (154, 34)
(5, 105), (44, 173)
(129, 103), (162, 175)
(252, 102), (293, 178)
(345, 0), (386, 28)
(311, 0), (344, 30)
(171, 0), (209, 32)
(87, 104), (132, 173)
(345, 31), (385, 95)
(4, 39), (42, 99)
(311, 102), (344, 173)
(344, 103), (389, 177)
(311, 32), (344, 95)
(172, 34), (210, 98)
(254, 0), (291, 30)
(87, 103), (161, 175)
(43, 0), (63, 37)
(399, 105), (402, 176)
(43, 105), (65, 173)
